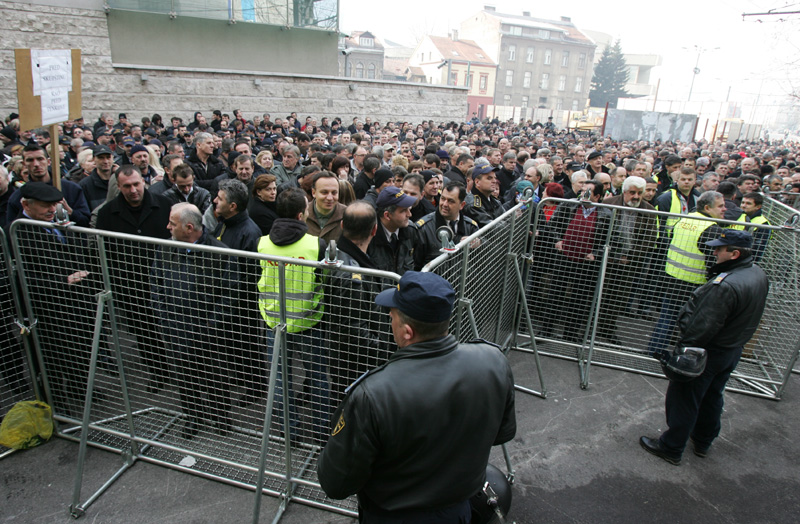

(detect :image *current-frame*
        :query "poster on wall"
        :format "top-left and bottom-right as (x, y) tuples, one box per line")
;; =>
(605, 109), (697, 143)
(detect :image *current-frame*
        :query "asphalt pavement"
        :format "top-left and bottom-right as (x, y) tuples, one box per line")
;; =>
(2, 351), (799, 524)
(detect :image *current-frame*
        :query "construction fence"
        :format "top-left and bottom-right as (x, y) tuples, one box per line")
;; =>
(3, 207), (531, 522)
(2, 192), (799, 521)
(522, 196), (800, 398)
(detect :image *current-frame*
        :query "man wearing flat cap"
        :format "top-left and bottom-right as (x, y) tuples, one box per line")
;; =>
(641, 230), (769, 466)
(318, 271), (516, 522)
(12, 182), (99, 415)
(583, 150), (606, 177)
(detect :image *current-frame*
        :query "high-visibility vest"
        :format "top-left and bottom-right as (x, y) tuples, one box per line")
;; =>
(662, 189), (687, 235)
(665, 212), (715, 284)
(728, 212), (748, 230)
(750, 215), (769, 226)
(257, 233), (323, 333)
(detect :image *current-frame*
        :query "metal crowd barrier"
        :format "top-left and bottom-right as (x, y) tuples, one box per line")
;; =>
(761, 196), (800, 376)
(422, 197), (547, 399)
(0, 227), (38, 459)
(525, 197), (800, 399)
(7, 218), (518, 521)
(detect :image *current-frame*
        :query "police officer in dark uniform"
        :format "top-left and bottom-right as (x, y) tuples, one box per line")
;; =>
(464, 163), (504, 228)
(640, 230), (769, 465)
(318, 271), (516, 522)
(414, 182), (479, 270)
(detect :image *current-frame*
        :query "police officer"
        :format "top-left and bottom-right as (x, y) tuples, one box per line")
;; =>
(640, 230), (769, 465)
(464, 163), (504, 228)
(318, 271), (516, 522)
(414, 182), (479, 270)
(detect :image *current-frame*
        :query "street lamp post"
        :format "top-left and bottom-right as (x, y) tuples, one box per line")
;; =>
(686, 45), (720, 102)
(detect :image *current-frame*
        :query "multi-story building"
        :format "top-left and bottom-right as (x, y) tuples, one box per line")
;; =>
(338, 31), (385, 80)
(459, 7), (596, 113)
(407, 33), (497, 119)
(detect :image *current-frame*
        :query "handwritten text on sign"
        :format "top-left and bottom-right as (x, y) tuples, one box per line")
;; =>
(31, 49), (72, 126)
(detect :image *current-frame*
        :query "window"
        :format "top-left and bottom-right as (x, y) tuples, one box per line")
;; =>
(467, 74), (473, 88)
(526, 47), (534, 63)
(556, 98), (564, 110)
(572, 99), (579, 111)
(558, 75), (566, 91)
(508, 45), (516, 61)
(561, 51), (570, 67)
(523, 71), (532, 88)
(505, 70), (514, 87)
(359, 36), (374, 47)
(578, 53), (587, 68)
(450, 71), (458, 85)
(452, 50), (459, 56)
(538, 29), (550, 39)
(521, 96), (529, 108)
(544, 49), (552, 65)
(510, 25), (522, 36)
(346, 62), (352, 76)
(367, 63), (376, 79)
(355, 62), (364, 78)
(479, 74), (488, 93)
(477, 53), (485, 59)
(538, 96), (548, 104)
(503, 94), (512, 105)
(540, 73), (549, 89)
(575, 77), (583, 92)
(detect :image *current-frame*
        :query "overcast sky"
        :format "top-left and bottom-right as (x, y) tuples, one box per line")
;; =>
(339, 0), (799, 110)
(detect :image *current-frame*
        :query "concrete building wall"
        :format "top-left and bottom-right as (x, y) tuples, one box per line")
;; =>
(0, 1), (467, 127)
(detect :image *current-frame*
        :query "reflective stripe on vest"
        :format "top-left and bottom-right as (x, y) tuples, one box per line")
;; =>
(665, 212), (715, 284)
(257, 233), (324, 333)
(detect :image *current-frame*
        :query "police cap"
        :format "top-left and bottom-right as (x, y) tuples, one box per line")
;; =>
(706, 230), (753, 249)
(375, 271), (455, 322)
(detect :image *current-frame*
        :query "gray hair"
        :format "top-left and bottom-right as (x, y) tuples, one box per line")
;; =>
(697, 190), (722, 212)
(194, 132), (213, 145)
(372, 145), (385, 158)
(218, 179), (249, 212)
(571, 171), (588, 184)
(622, 176), (646, 192)
(171, 202), (203, 229)
(502, 152), (516, 162)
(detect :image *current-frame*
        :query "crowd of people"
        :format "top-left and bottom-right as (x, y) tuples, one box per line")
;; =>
(0, 109), (792, 434)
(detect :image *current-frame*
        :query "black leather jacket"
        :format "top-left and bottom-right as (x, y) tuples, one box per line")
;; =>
(318, 335), (516, 512)
(678, 255), (769, 351)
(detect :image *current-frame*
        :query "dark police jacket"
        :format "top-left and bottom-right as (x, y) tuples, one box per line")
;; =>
(186, 150), (226, 191)
(317, 335), (516, 512)
(677, 255), (769, 352)
(413, 210), (478, 270)
(464, 188), (504, 228)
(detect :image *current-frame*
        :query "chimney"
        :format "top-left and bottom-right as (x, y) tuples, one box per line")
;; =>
(451, 29), (459, 41)
(522, 11), (530, 17)
(484, 5), (496, 11)
(561, 16), (571, 22)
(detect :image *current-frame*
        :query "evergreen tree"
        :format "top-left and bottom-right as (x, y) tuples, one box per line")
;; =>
(589, 40), (629, 108)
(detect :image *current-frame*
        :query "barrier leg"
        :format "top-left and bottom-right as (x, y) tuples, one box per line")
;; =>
(510, 257), (546, 398)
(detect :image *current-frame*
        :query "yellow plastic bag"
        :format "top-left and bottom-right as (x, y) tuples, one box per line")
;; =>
(0, 400), (54, 450)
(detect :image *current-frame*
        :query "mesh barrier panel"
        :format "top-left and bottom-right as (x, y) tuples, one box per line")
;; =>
(10, 220), (405, 519)
(525, 198), (800, 399)
(1, 227), (36, 457)
(424, 202), (535, 349)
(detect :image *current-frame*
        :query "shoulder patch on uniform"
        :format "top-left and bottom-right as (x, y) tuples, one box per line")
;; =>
(473, 195), (482, 208)
(352, 273), (362, 280)
(331, 414), (345, 436)
(712, 272), (728, 284)
(416, 218), (426, 227)
(466, 217), (479, 227)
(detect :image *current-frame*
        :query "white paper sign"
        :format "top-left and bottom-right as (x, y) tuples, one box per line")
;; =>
(31, 49), (72, 96)
(40, 87), (70, 126)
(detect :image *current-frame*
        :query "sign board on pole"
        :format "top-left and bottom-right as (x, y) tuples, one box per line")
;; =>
(14, 48), (82, 190)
